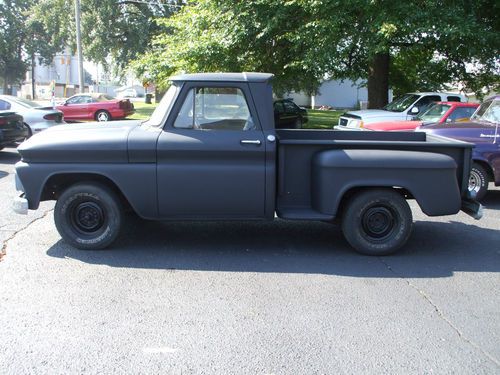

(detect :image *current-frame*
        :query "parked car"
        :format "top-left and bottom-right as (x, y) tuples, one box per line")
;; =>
(14, 73), (481, 256)
(274, 99), (308, 129)
(0, 95), (65, 133)
(336, 92), (468, 130)
(363, 102), (479, 131)
(418, 95), (500, 200)
(0, 111), (30, 150)
(56, 93), (135, 122)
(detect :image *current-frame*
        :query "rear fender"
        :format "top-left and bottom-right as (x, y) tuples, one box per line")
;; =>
(312, 149), (461, 217)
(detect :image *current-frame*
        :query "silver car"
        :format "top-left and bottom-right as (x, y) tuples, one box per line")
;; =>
(0, 95), (65, 134)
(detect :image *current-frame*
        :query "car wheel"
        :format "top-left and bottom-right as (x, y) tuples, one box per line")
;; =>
(469, 163), (489, 201)
(95, 110), (111, 122)
(54, 183), (123, 250)
(341, 189), (413, 256)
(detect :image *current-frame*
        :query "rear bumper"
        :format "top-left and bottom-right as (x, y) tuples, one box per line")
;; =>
(461, 191), (483, 220)
(110, 109), (135, 119)
(0, 127), (30, 146)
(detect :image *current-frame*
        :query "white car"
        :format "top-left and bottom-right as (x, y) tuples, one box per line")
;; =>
(336, 92), (467, 130)
(0, 95), (65, 134)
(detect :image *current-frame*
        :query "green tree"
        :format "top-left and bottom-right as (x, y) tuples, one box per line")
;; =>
(135, 0), (500, 107)
(0, 0), (69, 94)
(32, 0), (184, 78)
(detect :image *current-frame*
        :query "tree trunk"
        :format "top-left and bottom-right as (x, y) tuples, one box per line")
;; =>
(367, 52), (390, 109)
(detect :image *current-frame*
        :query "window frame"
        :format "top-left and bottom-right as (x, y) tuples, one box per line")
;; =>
(164, 81), (262, 131)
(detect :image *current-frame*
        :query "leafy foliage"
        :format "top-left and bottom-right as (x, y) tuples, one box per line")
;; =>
(134, 0), (500, 100)
(0, 0), (67, 92)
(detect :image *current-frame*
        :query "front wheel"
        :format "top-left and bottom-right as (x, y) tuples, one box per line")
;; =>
(341, 189), (413, 256)
(469, 163), (489, 201)
(54, 183), (123, 249)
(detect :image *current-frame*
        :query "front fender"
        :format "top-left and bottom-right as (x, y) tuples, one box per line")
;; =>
(312, 149), (462, 216)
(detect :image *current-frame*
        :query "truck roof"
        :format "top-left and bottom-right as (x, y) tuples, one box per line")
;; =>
(170, 72), (274, 83)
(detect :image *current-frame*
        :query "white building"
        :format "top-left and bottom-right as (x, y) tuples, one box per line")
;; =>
(286, 79), (393, 109)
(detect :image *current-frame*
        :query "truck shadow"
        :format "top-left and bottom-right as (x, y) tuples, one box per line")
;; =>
(46, 218), (500, 278)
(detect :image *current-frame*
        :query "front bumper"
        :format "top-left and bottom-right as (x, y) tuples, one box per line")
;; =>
(12, 172), (28, 215)
(13, 194), (28, 215)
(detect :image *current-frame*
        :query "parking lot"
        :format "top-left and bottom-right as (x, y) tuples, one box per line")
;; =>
(0, 146), (499, 374)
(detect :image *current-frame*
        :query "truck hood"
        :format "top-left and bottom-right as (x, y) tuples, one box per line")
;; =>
(18, 120), (141, 163)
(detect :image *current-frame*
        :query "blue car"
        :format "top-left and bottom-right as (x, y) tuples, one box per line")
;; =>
(418, 95), (500, 200)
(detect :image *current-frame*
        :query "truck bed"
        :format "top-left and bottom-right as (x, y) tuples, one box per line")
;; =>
(275, 129), (473, 220)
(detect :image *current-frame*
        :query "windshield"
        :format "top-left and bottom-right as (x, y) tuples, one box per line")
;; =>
(144, 84), (179, 127)
(473, 100), (500, 123)
(418, 104), (451, 122)
(471, 100), (498, 122)
(383, 94), (419, 112)
(11, 97), (40, 108)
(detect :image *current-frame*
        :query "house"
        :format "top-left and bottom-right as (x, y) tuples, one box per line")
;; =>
(20, 50), (91, 100)
(286, 79), (393, 109)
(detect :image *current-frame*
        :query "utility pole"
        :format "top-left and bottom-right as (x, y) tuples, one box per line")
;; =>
(75, 0), (85, 93)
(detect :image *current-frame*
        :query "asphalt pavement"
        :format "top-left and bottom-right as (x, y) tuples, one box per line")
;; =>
(0, 146), (499, 374)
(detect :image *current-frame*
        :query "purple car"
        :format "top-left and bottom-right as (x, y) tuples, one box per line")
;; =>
(418, 95), (500, 200)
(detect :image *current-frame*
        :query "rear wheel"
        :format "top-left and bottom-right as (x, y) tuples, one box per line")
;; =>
(341, 189), (413, 256)
(469, 163), (488, 201)
(54, 183), (123, 249)
(95, 110), (111, 122)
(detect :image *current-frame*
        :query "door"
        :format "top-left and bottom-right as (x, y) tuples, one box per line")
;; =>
(157, 83), (267, 219)
(62, 95), (91, 120)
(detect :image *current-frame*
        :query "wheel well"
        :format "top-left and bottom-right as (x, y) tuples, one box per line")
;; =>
(41, 173), (132, 210)
(473, 160), (493, 182)
(336, 186), (411, 218)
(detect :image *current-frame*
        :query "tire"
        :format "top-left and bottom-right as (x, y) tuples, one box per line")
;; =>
(341, 189), (413, 256)
(95, 110), (111, 122)
(468, 163), (489, 201)
(54, 183), (123, 250)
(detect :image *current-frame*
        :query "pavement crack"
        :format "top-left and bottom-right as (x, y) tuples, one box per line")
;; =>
(378, 257), (500, 368)
(0, 209), (53, 262)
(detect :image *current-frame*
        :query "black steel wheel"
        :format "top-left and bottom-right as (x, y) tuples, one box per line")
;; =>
(342, 189), (413, 256)
(54, 183), (123, 249)
(469, 163), (489, 201)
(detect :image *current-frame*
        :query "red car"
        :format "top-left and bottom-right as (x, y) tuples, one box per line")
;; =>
(364, 102), (479, 131)
(57, 93), (135, 122)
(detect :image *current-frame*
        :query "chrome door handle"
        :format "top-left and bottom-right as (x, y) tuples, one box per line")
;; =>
(240, 140), (262, 145)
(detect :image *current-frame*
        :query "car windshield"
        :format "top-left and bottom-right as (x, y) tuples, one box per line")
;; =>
(10, 97), (40, 108)
(471, 100), (500, 123)
(143, 84), (179, 127)
(474, 100), (500, 123)
(383, 94), (420, 112)
(417, 104), (451, 122)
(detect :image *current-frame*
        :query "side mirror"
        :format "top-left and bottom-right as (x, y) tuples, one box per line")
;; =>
(410, 107), (419, 114)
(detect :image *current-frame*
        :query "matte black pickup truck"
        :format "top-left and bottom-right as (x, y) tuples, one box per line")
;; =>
(14, 73), (482, 255)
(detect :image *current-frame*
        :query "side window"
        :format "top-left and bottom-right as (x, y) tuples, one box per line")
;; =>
(447, 96), (462, 102)
(283, 101), (298, 113)
(274, 102), (285, 114)
(174, 87), (255, 131)
(414, 95), (441, 112)
(67, 96), (83, 104)
(448, 107), (476, 121)
(0, 99), (11, 110)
